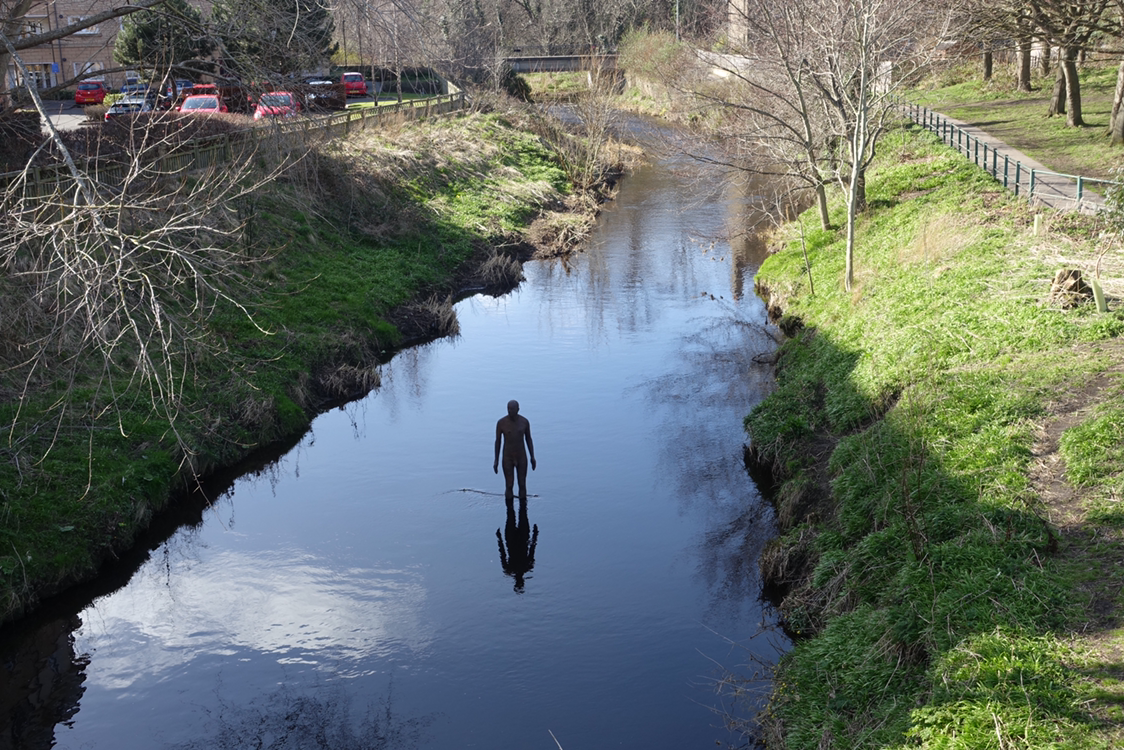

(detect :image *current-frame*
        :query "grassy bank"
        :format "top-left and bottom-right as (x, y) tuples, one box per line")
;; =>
(0, 105), (594, 624)
(747, 123), (1124, 748)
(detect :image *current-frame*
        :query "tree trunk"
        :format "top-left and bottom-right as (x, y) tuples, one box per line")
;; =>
(1015, 36), (1033, 91)
(1111, 108), (1124, 145)
(1062, 47), (1083, 127)
(815, 183), (831, 230)
(1038, 41), (1050, 76)
(1109, 58), (1124, 144)
(983, 50), (993, 81)
(1048, 62), (1066, 116)
(853, 168), (866, 213)
(845, 149), (866, 293)
(0, 0), (37, 96)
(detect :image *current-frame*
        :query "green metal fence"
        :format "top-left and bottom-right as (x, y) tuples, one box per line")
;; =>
(902, 101), (1113, 212)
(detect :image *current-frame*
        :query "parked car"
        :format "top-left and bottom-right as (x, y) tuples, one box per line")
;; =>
(184, 82), (252, 113)
(253, 91), (301, 119)
(165, 79), (194, 98)
(120, 82), (152, 96)
(341, 71), (367, 97)
(104, 95), (155, 120)
(74, 81), (107, 105)
(300, 77), (346, 110)
(179, 94), (228, 114)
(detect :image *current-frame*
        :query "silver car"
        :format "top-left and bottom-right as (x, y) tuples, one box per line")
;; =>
(103, 95), (156, 121)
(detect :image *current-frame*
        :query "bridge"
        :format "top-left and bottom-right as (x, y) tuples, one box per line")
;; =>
(505, 55), (619, 74)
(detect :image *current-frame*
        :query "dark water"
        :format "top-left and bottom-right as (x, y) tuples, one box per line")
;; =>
(2, 120), (787, 750)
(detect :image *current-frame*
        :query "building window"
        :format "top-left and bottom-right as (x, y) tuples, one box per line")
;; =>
(67, 16), (99, 34)
(22, 64), (53, 89)
(73, 62), (103, 79)
(20, 20), (45, 39)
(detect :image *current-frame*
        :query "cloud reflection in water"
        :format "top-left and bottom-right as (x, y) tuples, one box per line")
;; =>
(76, 548), (433, 690)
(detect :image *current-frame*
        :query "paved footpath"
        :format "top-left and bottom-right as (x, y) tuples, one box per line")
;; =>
(908, 108), (1107, 214)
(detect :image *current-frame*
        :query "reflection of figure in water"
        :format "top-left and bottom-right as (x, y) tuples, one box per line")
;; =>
(497, 496), (538, 592)
(493, 400), (536, 499)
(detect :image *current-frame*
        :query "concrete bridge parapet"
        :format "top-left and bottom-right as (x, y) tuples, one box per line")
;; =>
(505, 55), (619, 74)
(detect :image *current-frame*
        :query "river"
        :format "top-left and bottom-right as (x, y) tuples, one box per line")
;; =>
(1, 116), (787, 750)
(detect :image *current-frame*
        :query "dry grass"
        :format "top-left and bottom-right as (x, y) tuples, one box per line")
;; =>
(1030, 213), (1124, 302)
(404, 294), (460, 339)
(527, 194), (600, 257)
(902, 212), (983, 265)
(480, 249), (524, 288)
(318, 363), (382, 401)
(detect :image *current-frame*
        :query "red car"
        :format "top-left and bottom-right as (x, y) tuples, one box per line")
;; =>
(179, 94), (229, 114)
(341, 72), (367, 97)
(253, 91), (301, 119)
(74, 81), (107, 105)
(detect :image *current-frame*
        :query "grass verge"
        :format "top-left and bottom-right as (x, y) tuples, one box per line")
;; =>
(747, 122), (1124, 749)
(0, 104), (594, 624)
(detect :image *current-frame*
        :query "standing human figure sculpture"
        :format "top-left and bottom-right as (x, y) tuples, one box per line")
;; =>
(494, 400), (536, 499)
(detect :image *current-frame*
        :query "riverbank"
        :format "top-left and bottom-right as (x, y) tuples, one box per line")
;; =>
(746, 122), (1124, 747)
(0, 101), (615, 625)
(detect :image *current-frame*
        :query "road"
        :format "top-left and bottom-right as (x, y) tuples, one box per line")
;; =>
(40, 99), (89, 131)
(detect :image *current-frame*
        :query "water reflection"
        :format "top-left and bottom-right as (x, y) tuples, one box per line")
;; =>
(76, 548), (434, 684)
(496, 497), (539, 592)
(169, 683), (434, 750)
(0, 615), (87, 750)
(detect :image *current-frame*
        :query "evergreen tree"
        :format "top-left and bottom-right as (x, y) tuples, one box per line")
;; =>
(113, 0), (213, 79)
(212, 0), (339, 78)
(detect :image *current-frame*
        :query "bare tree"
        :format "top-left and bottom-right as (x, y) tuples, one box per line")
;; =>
(957, 0), (1037, 90)
(799, 0), (947, 291)
(704, 1), (839, 230)
(964, 0), (1115, 122)
(689, 0), (944, 289)
(0, 32), (288, 468)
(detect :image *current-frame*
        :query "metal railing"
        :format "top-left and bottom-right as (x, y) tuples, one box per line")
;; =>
(901, 101), (1114, 213)
(1, 92), (468, 197)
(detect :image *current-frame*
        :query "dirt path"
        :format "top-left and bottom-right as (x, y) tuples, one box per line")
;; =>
(1029, 337), (1124, 737)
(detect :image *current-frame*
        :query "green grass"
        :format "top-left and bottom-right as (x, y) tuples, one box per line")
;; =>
(748, 123), (1124, 749)
(346, 93), (436, 110)
(911, 61), (1124, 179)
(0, 110), (572, 622)
(522, 72), (589, 100)
(1060, 406), (1124, 486)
